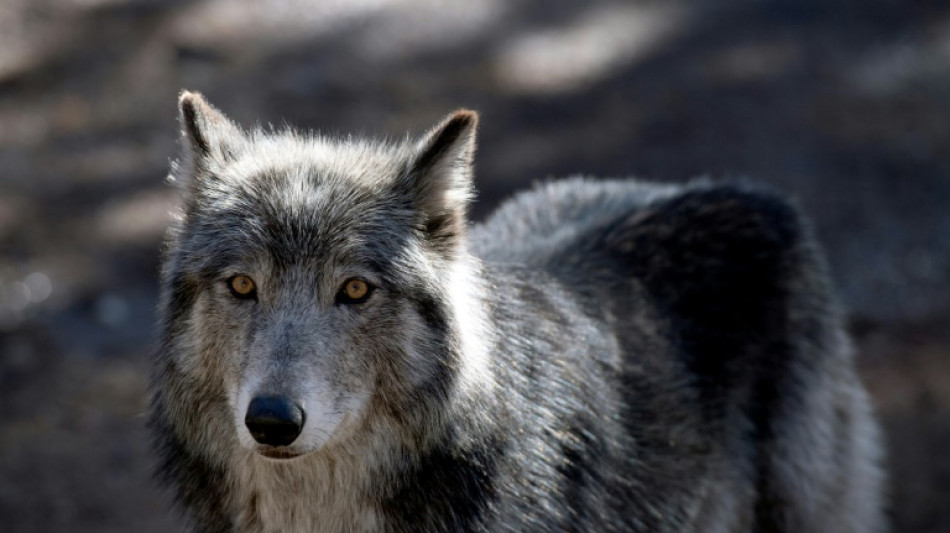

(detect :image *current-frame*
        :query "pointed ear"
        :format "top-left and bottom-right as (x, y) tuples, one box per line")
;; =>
(177, 90), (244, 164)
(402, 109), (479, 257)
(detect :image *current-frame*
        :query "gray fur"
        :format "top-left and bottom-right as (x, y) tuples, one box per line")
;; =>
(150, 91), (885, 532)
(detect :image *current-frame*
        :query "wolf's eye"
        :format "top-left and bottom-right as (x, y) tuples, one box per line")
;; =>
(336, 278), (374, 305)
(228, 275), (257, 300)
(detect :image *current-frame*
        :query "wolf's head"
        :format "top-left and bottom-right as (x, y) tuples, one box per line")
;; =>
(158, 92), (489, 461)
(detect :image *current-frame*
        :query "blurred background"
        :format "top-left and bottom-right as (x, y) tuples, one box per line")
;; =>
(0, 0), (948, 530)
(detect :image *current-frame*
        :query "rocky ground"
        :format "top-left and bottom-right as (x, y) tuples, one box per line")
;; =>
(0, 0), (948, 530)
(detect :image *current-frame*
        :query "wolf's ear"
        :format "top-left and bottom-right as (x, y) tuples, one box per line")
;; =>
(402, 110), (478, 257)
(177, 90), (244, 165)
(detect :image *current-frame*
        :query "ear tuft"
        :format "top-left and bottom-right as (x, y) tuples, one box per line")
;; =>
(413, 110), (478, 176)
(177, 90), (243, 162)
(179, 91), (212, 155)
(404, 109), (479, 258)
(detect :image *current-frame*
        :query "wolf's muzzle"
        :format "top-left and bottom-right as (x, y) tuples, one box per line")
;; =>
(245, 396), (306, 447)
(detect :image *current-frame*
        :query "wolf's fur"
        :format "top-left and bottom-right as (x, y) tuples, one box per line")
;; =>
(150, 92), (884, 532)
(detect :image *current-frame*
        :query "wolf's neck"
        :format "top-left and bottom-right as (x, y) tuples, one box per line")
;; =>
(228, 446), (381, 533)
(446, 252), (495, 400)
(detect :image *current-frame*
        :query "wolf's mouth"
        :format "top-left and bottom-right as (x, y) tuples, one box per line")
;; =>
(256, 447), (304, 460)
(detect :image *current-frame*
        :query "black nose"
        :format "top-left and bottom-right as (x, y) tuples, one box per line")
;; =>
(245, 396), (305, 447)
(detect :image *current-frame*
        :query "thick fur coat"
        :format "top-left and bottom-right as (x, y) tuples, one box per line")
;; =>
(150, 92), (884, 532)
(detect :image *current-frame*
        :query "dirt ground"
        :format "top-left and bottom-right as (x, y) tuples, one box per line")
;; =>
(0, 0), (948, 531)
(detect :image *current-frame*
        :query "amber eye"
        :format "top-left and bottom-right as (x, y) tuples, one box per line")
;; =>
(336, 278), (373, 305)
(227, 275), (257, 299)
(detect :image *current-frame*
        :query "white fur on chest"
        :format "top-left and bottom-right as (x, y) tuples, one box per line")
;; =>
(229, 450), (381, 533)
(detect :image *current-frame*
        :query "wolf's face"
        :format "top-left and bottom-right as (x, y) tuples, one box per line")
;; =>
(162, 93), (482, 460)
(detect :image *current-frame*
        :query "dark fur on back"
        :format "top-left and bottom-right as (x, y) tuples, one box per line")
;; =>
(151, 94), (884, 532)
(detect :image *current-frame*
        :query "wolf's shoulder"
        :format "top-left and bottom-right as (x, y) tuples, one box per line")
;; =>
(471, 177), (807, 272)
(470, 177), (672, 263)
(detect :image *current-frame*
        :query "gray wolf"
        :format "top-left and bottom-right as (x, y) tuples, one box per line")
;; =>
(150, 91), (884, 532)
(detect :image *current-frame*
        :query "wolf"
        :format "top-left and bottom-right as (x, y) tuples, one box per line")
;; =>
(150, 91), (884, 533)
